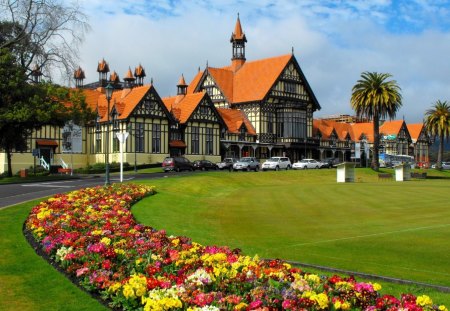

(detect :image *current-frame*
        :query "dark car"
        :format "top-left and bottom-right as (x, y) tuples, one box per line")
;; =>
(193, 160), (218, 171)
(162, 156), (194, 172)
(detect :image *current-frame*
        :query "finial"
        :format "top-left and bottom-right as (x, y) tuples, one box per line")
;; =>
(292, 46), (294, 55)
(151, 77), (154, 84)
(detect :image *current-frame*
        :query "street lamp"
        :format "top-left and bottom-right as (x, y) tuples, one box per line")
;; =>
(104, 83), (114, 185)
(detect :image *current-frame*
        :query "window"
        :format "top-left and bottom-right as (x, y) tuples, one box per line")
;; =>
(284, 82), (296, 94)
(267, 112), (274, 134)
(135, 123), (144, 152)
(191, 127), (199, 154)
(112, 112), (119, 152)
(277, 109), (306, 139)
(95, 122), (101, 153)
(152, 124), (161, 153)
(239, 127), (246, 141)
(205, 128), (213, 155)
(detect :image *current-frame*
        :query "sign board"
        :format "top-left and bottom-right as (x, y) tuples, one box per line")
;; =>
(354, 143), (361, 159)
(61, 122), (82, 153)
(32, 149), (40, 157)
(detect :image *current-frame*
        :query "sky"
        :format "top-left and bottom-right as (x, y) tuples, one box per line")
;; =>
(73, 0), (450, 123)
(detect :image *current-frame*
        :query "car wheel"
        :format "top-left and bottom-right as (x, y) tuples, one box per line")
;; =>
(176, 167), (180, 172)
(254, 166), (259, 172)
(286, 165), (291, 170)
(303, 166), (307, 170)
(315, 166), (319, 169)
(275, 166), (279, 171)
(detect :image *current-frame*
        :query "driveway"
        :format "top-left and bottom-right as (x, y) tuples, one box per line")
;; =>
(0, 172), (187, 209)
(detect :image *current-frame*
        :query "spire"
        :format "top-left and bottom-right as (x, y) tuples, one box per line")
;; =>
(73, 66), (85, 88)
(177, 74), (187, 96)
(230, 13), (247, 72)
(31, 64), (42, 83)
(134, 64), (146, 86)
(123, 67), (136, 88)
(97, 58), (110, 87)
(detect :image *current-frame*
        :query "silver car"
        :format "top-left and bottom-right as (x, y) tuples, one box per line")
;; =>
(262, 157), (292, 171)
(233, 157), (260, 171)
(292, 159), (321, 169)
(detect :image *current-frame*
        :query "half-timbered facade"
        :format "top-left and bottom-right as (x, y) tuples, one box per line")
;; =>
(407, 123), (431, 167)
(162, 76), (225, 161)
(186, 16), (321, 162)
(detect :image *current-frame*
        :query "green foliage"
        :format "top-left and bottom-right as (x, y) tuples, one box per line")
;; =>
(424, 100), (450, 169)
(351, 72), (402, 170)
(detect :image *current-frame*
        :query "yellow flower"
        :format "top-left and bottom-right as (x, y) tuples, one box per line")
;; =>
(100, 237), (111, 245)
(370, 282), (382, 291)
(171, 238), (180, 246)
(416, 295), (433, 307)
(438, 305), (448, 311)
(108, 282), (122, 293)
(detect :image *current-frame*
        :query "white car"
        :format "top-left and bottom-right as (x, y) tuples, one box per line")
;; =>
(262, 157), (292, 171)
(292, 159), (322, 169)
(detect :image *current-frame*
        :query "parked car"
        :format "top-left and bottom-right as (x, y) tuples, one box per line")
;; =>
(432, 162), (450, 169)
(216, 158), (238, 170)
(322, 157), (340, 168)
(292, 158), (321, 169)
(261, 157), (292, 171)
(193, 160), (218, 171)
(233, 157), (260, 171)
(162, 156), (194, 172)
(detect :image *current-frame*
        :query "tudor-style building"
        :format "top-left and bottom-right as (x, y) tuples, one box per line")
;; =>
(185, 16), (321, 162)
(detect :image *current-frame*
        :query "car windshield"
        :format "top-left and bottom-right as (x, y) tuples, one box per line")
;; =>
(268, 158), (280, 162)
(240, 158), (251, 162)
(300, 160), (308, 163)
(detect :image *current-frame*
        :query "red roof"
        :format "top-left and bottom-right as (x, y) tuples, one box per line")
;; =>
(162, 92), (207, 124)
(217, 108), (256, 135)
(36, 139), (58, 146)
(407, 123), (424, 142)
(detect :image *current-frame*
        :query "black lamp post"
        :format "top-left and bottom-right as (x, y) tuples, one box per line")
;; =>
(104, 83), (113, 185)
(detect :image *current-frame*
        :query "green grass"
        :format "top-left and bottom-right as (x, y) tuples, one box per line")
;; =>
(1, 168), (450, 310)
(132, 168), (450, 304)
(0, 200), (109, 311)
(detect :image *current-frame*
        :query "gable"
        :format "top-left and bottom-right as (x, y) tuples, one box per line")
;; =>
(189, 96), (224, 124)
(270, 62), (312, 103)
(200, 73), (228, 102)
(133, 90), (170, 119)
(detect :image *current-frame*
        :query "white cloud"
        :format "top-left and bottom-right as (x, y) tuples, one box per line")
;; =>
(73, 0), (450, 123)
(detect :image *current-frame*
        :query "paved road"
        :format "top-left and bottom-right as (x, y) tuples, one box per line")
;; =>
(0, 172), (189, 209)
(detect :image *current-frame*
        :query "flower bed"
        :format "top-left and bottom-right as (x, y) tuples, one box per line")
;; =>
(24, 184), (447, 311)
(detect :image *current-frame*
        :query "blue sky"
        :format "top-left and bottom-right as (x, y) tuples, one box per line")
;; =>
(75, 0), (450, 123)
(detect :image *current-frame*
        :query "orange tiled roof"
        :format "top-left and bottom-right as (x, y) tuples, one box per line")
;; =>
(188, 54), (293, 104)
(217, 108), (256, 135)
(379, 120), (404, 135)
(95, 85), (152, 122)
(110, 71), (120, 83)
(207, 67), (234, 101)
(187, 71), (203, 94)
(162, 92), (207, 124)
(351, 123), (374, 142)
(407, 123), (424, 142)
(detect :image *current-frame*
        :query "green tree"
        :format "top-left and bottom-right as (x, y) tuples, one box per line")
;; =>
(0, 49), (93, 177)
(351, 72), (402, 171)
(424, 100), (450, 170)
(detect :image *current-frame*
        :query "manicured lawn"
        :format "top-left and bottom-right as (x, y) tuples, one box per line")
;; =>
(1, 168), (450, 310)
(132, 168), (450, 303)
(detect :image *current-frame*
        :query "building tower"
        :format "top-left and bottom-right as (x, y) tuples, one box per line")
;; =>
(177, 74), (187, 96)
(123, 67), (136, 88)
(134, 64), (146, 86)
(31, 64), (43, 83)
(97, 58), (110, 87)
(73, 66), (85, 88)
(230, 13), (247, 72)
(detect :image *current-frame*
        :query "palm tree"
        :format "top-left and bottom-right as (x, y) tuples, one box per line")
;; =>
(424, 100), (450, 170)
(351, 72), (402, 171)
